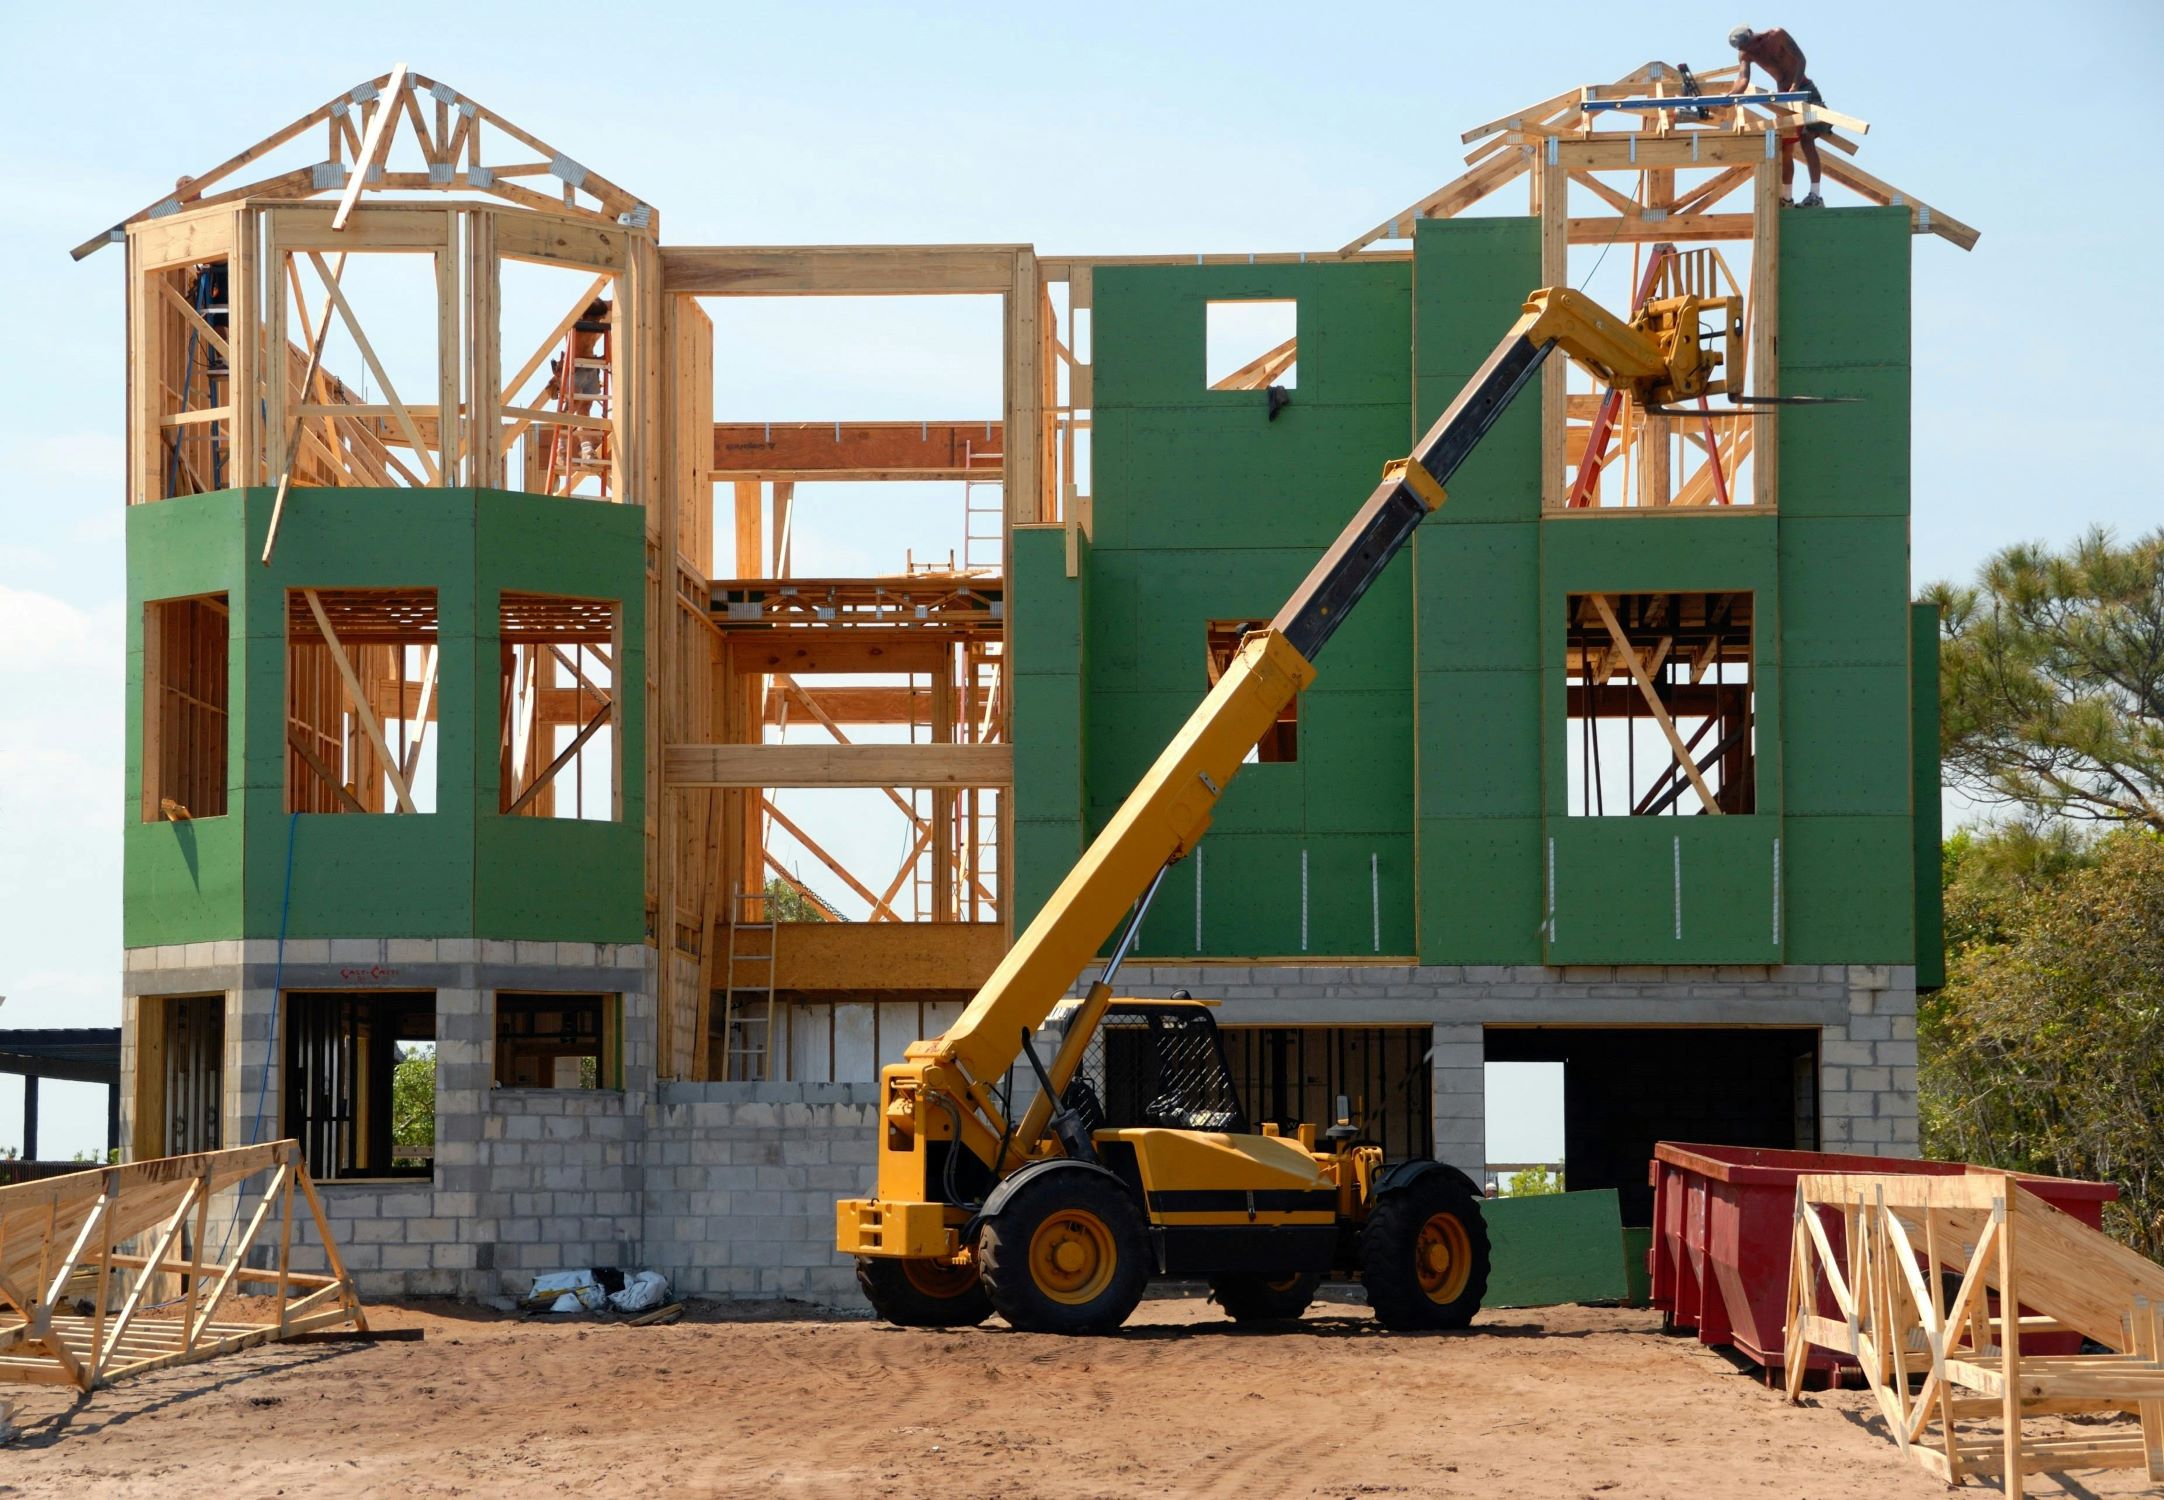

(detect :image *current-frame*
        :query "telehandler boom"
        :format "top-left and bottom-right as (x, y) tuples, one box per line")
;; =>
(837, 282), (1745, 1333)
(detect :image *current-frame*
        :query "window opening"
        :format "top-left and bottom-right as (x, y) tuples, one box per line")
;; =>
(495, 993), (620, 1089)
(499, 592), (619, 819)
(1205, 299), (1297, 391)
(1564, 591), (1754, 815)
(154, 260), (232, 498)
(285, 588), (439, 813)
(143, 594), (229, 821)
(136, 994), (223, 1158)
(1484, 1060), (1564, 1196)
(1206, 620), (1296, 762)
(282, 992), (435, 1180)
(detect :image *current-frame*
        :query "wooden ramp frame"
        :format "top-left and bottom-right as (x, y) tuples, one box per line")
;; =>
(0, 1141), (366, 1392)
(1784, 1171), (2164, 1496)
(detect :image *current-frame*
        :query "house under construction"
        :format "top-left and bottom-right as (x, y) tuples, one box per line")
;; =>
(104, 62), (1967, 1299)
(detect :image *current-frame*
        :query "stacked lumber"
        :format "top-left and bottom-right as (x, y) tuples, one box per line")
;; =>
(1784, 1170), (2164, 1496)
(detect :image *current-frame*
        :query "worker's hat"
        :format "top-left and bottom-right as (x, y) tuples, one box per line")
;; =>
(1728, 25), (1754, 47)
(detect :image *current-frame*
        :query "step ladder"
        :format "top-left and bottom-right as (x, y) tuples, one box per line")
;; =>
(719, 891), (778, 1080)
(543, 301), (614, 497)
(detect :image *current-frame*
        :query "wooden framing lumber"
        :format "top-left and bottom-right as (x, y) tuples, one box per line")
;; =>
(1589, 594), (1723, 815)
(300, 588), (419, 813)
(332, 64), (408, 231)
(0, 1143), (364, 1393)
(660, 245), (1021, 296)
(665, 743), (1011, 788)
(711, 421), (1004, 481)
(1785, 1171), (2164, 1496)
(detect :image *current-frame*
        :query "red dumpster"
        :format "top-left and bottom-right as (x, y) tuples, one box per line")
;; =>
(1649, 1142), (2119, 1374)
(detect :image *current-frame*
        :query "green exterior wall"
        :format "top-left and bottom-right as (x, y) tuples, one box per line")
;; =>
(995, 207), (1933, 968)
(1083, 260), (1418, 957)
(124, 487), (645, 948)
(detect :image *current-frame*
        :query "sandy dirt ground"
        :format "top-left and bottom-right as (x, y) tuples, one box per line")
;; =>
(0, 1291), (2154, 1498)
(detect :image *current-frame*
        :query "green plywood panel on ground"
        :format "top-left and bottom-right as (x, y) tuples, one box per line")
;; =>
(1779, 207), (1912, 371)
(1414, 218), (1540, 525)
(1912, 604), (1946, 988)
(1419, 670), (1540, 820)
(1620, 1225), (1653, 1306)
(1783, 665), (1911, 816)
(1418, 817), (1544, 964)
(1545, 816), (1782, 965)
(1416, 522), (1539, 672)
(1779, 517), (1911, 667)
(1782, 816), (1914, 961)
(1482, 1189), (1631, 1308)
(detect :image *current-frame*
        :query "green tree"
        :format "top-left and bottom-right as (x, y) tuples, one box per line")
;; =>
(764, 875), (834, 923)
(1926, 528), (2164, 830)
(392, 1045), (436, 1165)
(1921, 828), (2164, 1261)
(1506, 1165), (1563, 1197)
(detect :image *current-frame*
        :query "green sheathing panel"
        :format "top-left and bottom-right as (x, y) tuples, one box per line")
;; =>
(1911, 603), (1945, 987)
(124, 487), (645, 947)
(1089, 261), (1415, 957)
(1778, 208), (1917, 962)
(240, 487), (479, 939)
(1540, 514), (1784, 963)
(1010, 525), (1086, 929)
(1481, 1188), (1631, 1308)
(472, 490), (646, 941)
(1412, 217), (1544, 962)
(124, 492), (251, 947)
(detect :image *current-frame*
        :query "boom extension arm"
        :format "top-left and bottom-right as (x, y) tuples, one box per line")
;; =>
(911, 285), (1708, 1172)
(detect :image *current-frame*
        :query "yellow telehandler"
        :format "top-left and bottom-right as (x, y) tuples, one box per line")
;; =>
(837, 281), (1749, 1333)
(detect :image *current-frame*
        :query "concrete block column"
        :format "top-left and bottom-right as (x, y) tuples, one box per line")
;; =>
(1430, 1023), (1485, 1178)
(1819, 964), (1919, 1157)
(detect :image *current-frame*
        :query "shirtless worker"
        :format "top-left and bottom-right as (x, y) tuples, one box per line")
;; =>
(1729, 25), (1831, 206)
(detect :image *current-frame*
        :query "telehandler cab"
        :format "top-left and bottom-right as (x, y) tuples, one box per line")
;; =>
(837, 281), (1749, 1334)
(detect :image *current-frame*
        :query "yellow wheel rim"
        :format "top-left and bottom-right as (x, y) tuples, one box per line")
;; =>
(1416, 1212), (1473, 1304)
(1027, 1209), (1117, 1306)
(1264, 1272), (1303, 1293)
(901, 1258), (979, 1301)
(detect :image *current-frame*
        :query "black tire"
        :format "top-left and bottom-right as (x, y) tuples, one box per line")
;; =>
(1361, 1173), (1491, 1332)
(856, 1255), (993, 1328)
(978, 1170), (1150, 1334)
(1210, 1270), (1323, 1323)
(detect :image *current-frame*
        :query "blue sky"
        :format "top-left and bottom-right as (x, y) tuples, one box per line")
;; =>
(2, 0), (2157, 1159)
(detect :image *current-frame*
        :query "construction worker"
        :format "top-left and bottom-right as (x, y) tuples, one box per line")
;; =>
(1728, 25), (1830, 206)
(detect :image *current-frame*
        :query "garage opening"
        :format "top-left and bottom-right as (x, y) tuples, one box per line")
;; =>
(1483, 1026), (1818, 1225)
(1219, 1025), (1432, 1161)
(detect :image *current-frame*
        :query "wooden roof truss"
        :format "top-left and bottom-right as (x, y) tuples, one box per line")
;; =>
(74, 63), (655, 261)
(1342, 60), (1975, 254)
